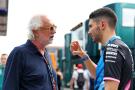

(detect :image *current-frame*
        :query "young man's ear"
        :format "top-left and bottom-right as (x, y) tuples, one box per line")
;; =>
(100, 20), (106, 30)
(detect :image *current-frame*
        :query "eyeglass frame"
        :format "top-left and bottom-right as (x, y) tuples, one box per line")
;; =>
(39, 25), (57, 32)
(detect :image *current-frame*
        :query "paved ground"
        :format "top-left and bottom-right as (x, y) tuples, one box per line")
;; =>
(63, 87), (70, 90)
(60, 87), (70, 90)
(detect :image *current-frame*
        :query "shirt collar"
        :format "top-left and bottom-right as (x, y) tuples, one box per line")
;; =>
(101, 35), (121, 50)
(25, 40), (41, 55)
(104, 35), (121, 46)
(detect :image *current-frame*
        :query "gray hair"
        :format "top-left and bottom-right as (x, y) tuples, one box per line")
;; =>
(28, 16), (43, 40)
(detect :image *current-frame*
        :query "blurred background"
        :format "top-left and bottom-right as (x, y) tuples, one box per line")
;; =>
(0, 0), (135, 90)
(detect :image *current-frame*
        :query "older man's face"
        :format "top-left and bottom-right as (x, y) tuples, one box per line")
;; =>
(36, 16), (56, 46)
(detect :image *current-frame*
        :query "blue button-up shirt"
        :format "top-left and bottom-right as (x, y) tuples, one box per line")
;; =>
(2, 40), (57, 90)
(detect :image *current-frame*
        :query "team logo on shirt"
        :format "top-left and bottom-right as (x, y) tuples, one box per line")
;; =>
(105, 44), (118, 63)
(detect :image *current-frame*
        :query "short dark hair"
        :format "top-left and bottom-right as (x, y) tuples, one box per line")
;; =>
(89, 7), (117, 28)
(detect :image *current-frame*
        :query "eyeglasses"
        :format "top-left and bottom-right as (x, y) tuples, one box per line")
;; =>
(39, 25), (57, 32)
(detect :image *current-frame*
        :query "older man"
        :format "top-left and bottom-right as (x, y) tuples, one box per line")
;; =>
(2, 15), (58, 90)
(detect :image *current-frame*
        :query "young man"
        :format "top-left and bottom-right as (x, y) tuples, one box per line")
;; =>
(3, 15), (58, 90)
(70, 7), (134, 90)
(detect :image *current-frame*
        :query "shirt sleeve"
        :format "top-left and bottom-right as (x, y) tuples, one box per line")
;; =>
(104, 44), (124, 83)
(2, 47), (24, 90)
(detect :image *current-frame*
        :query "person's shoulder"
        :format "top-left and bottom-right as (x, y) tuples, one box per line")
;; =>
(106, 39), (129, 51)
(114, 39), (128, 47)
(84, 69), (90, 74)
(107, 39), (132, 60)
(14, 44), (26, 52)
(114, 39), (131, 53)
(72, 70), (78, 78)
(10, 43), (28, 55)
(83, 69), (90, 77)
(73, 70), (78, 74)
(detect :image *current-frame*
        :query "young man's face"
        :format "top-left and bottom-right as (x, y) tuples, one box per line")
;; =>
(88, 19), (102, 43)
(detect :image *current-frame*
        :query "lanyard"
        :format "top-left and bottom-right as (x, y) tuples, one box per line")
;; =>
(43, 53), (57, 90)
